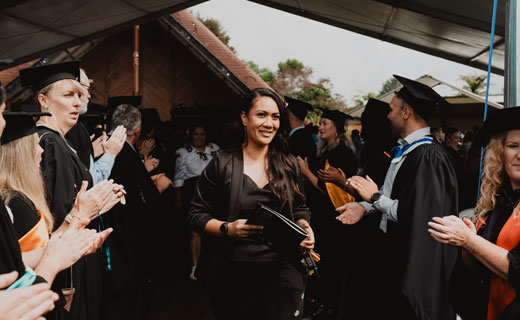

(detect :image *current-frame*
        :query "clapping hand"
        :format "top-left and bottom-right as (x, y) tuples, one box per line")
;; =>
(428, 215), (477, 247)
(102, 125), (127, 157)
(317, 166), (345, 185)
(0, 271), (58, 320)
(144, 155), (160, 173)
(348, 176), (378, 202)
(139, 138), (155, 158)
(336, 202), (366, 225)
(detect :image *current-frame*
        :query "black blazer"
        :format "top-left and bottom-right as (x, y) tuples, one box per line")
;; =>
(187, 148), (311, 279)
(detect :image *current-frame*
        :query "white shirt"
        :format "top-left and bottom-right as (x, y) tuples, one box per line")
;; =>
(173, 143), (219, 188)
(360, 127), (432, 232)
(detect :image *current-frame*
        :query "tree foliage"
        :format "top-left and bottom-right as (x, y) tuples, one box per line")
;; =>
(379, 77), (401, 96)
(247, 58), (347, 115)
(459, 74), (487, 95)
(197, 14), (236, 53)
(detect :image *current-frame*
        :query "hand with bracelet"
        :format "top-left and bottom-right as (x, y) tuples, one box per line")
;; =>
(63, 179), (126, 227)
(427, 215), (477, 250)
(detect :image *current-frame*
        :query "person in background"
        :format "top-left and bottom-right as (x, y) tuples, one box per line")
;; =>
(444, 127), (464, 186)
(188, 88), (314, 320)
(461, 129), (474, 157)
(297, 108), (357, 318)
(174, 124), (219, 280)
(351, 129), (364, 163)
(428, 107), (520, 320)
(102, 104), (172, 320)
(431, 127), (445, 144)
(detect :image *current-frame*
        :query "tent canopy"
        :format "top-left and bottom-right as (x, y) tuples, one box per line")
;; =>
(0, 0), (506, 74)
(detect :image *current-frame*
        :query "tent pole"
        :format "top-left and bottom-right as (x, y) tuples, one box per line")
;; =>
(505, 0), (519, 108)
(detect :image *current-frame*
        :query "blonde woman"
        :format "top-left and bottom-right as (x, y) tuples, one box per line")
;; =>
(19, 61), (126, 320)
(428, 107), (520, 320)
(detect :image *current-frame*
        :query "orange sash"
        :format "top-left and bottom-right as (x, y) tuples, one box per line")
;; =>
(324, 160), (355, 208)
(476, 204), (520, 320)
(18, 211), (49, 252)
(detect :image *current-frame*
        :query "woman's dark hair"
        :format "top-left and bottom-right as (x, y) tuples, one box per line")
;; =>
(0, 86), (6, 106)
(242, 88), (303, 203)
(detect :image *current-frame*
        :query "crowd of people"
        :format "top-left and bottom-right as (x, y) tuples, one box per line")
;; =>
(0, 60), (519, 320)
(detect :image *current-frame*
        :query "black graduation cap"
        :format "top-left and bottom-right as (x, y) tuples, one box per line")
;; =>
(140, 108), (161, 134)
(361, 98), (390, 124)
(318, 107), (352, 124)
(475, 107), (520, 147)
(107, 96), (142, 109)
(285, 96), (313, 121)
(393, 74), (448, 121)
(1, 111), (52, 145)
(19, 61), (80, 93)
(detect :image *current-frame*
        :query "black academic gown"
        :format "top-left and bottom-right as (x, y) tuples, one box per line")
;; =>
(385, 141), (458, 320)
(65, 121), (94, 170)
(101, 141), (160, 320)
(38, 126), (103, 320)
(288, 127), (317, 171)
(307, 143), (357, 316)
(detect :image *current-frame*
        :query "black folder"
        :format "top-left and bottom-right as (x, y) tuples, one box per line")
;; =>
(246, 204), (308, 262)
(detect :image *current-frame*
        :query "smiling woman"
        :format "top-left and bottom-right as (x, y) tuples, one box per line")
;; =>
(188, 88), (314, 320)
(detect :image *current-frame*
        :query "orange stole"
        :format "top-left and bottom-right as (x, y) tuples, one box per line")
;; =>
(18, 211), (49, 252)
(324, 160), (355, 208)
(477, 204), (520, 320)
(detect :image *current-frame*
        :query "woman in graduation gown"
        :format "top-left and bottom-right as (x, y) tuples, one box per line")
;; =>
(297, 108), (357, 318)
(0, 89), (111, 320)
(428, 107), (520, 319)
(18, 61), (110, 320)
(188, 88), (314, 320)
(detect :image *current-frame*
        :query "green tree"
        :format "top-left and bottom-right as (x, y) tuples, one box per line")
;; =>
(244, 61), (274, 85)
(379, 77), (401, 96)
(459, 74), (487, 95)
(352, 90), (378, 107)
(197, 14), (236, 53)
(246, 58), (347, 115)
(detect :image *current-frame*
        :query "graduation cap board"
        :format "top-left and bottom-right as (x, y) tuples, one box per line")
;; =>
(285, 96), (313, 121)
(318, 107), (353, 125)
(361, 98), (390, 124)
(1, 112), (52, 145)
(19, 61), (80, 93)
(393, 74), (448, 121)
(107, 96), (142, 109)
(475, 107), (520, 147)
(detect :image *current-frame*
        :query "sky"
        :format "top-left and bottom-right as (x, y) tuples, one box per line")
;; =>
(191, 0), (504, 106)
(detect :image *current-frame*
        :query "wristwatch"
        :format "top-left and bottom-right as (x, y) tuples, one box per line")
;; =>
(370, 192), (383, 204)
(219, 222), (229, 236)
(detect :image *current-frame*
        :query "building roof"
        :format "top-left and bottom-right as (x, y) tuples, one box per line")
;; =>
(347, 74), (504, 119)
(169, 10), (270, 91)
(0, 10), (270, 101)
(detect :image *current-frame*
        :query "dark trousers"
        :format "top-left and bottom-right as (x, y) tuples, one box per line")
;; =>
(212, 260), (304, 320)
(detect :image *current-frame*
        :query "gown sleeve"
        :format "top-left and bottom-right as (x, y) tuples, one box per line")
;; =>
(389, 144), (459, 320)
(187, 152), (222, 234)
(39, 132), (77, 227)
(8, 194), (39, 240)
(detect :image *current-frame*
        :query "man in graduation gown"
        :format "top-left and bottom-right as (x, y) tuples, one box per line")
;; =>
(101, 103), (172, 320)
(337, 75), (458, 320)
